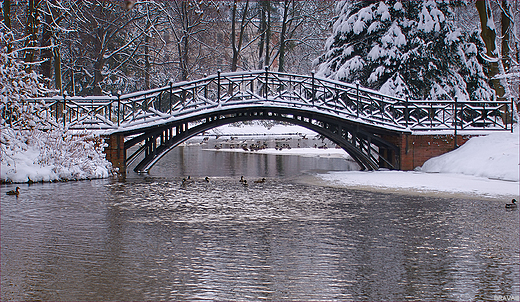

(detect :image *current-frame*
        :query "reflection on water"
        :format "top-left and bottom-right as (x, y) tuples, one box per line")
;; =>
(1, 146), (519, 301)
(146, 144), (359, 178)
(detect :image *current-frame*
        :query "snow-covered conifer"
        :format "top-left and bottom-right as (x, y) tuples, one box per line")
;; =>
(315, 1), (494, 101)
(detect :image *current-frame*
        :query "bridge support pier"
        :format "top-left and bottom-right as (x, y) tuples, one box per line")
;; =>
(383, 133), (474, 171)
(104, 134), (126, 175)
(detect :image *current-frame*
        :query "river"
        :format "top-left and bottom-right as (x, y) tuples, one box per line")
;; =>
(1, 142), (519, 301)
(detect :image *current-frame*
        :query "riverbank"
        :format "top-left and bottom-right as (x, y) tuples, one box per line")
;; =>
(316, 131), (519, 200)
(206, 123), (519, 200)
(1, 129), (113, 184)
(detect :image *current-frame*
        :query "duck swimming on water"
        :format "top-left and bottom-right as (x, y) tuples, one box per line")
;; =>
(6, 187), (20, 196)
(254, 178), (266, 184)
(505, 199), (517, 209)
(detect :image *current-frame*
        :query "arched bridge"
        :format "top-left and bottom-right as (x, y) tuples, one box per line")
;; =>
(25, 69), (513, 173)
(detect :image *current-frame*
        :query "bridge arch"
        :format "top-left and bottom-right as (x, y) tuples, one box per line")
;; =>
(26, 69), (510, 173)
(119, 106), (401, 173)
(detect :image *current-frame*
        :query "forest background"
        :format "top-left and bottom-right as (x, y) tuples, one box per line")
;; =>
(3, 0), (517, 100)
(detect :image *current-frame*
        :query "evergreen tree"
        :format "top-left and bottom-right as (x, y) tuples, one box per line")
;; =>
(315, 0), (494, 101)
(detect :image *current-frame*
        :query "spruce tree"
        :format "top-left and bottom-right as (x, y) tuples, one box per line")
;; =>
(315, 1), (494, 101)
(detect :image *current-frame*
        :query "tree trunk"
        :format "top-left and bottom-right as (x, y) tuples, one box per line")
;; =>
(501, 0), (510, 72)
(476, 0), (504, 97)
(24, 0), (40, 70)
(3, 0), (11, 52)
(277, 0), (290, 72)
(265, 6), (271, 69)
(53, 46), (62, 93)
(41, 1), (56, 80)
(258, 3), (266, 69)
(145, 25), (150, 89)
(93, 58), (104, 95)
(231, 1), (238, 72)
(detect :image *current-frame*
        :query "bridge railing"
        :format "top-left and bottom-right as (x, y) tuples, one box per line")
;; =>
(20, 69), (513, 132)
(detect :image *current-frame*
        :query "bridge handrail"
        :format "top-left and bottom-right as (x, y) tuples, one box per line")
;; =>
(18, 69), (513, 132)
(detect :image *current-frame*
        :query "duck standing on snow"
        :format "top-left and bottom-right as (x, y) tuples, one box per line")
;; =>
(505, 199), (517, 209)
(6, 187), (20, 196)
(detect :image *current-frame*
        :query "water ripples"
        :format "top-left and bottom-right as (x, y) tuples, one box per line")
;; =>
(2, 175), (518, 301)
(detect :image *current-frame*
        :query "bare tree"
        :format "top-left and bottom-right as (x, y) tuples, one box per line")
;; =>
(57, 1), (162, 95)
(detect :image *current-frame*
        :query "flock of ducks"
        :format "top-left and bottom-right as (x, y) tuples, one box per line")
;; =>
(238, 176), (266, 186)
(3, 185), (518, 211)
(180, 176), (267, 187)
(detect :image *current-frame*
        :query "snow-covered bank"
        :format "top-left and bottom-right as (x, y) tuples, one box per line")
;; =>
(420, 132), (519, 182)
(318, 131), (519, 199)
(1, 43), (114, 184)
(207, 122), (315, 137)
(205, 147), (352, 159)
(1, 129), (113, 183)
(318, 170), (518, 199)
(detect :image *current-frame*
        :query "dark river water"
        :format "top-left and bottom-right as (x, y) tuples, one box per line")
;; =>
(2, 143), (519, 301)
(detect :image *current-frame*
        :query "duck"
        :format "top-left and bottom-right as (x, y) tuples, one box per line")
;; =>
(254, 178), (266, 184)
(239, 176), (245, 183)
(505, 199), (517, 209)
(205, 176), (210, 182)
(242, 180), (249, 187)
(6, 187), (20, 196)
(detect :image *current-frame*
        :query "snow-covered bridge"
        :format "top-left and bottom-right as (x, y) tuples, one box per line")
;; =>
(27, 69), (513, 173)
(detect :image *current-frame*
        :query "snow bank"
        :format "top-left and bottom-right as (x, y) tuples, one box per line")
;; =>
(318, 131), (519, 198)
(1, 129), (113, 183)
(420, 132), (519, 182)
(319, 170), (518, 199)
(1, 144), (111, 183)
(207, 123), (315, 136)
(206, 147), (351, 159)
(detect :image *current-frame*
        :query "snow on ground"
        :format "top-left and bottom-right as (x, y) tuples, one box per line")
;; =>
(206, 147), (352, 159)
(209, 123), (519, 199)
(318, 131), (519, 199)
(420, 131), (518, 182)
(1, 129), (113, 183)
(207, 123), (316, 137)
(318, 170), (518, 199)
(1, 142), (112, 183)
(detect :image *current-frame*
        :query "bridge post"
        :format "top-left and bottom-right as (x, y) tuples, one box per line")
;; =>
(169, 82), (173, 114)
(217, 69), (221, 105)
(454, 96), (458, 148)
(117, 91), (121, 126)
(405, 97), (409, 127)
(356, 81), (360, 118)
(311, 70), (315, 105)
(264, 66), (269, 99)
(104, 134), (126, 175)
(62, 91), (67, 127)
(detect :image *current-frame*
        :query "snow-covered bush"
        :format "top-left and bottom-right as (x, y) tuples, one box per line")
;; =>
(315, 1), (494, 101)
(1, 27), (114, 183)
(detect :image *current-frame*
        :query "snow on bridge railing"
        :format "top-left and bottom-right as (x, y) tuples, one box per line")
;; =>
(21, 70), (513, 133)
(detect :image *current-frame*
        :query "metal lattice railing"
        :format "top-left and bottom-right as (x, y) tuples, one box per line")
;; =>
(17, 69), (513, 133)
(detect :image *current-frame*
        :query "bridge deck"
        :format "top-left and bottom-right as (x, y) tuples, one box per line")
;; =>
(16, 69), (512, 134)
